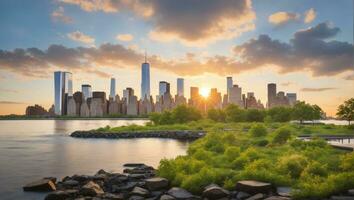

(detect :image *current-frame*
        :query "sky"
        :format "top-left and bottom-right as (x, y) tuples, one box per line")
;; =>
(0, 0), (353, 116)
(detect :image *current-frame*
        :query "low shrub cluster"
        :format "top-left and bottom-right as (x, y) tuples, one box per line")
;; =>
(157, 126), (354, 199)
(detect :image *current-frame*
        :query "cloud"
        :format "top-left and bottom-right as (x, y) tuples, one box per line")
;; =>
(0, 23), (352, 79)
(0, 101), (26, 104)
(116, 34), (134, 42)
(51, 6), (73, 24)
(67, 31), (95, 44)
(60, 0), (256, 46)
(233, 22), (354, 76)
(300, 87), (337, 92)
(268, 11), (300, 26)
(281, 82), (293, 87)
(304, 8), (316, 23)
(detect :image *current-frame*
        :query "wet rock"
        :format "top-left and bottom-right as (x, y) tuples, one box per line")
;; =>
(167, 187), (195, 199)
(130, 186), (150, 197)
(23, 178), (56, 192)
(124, 163), (146, 167)
(160, 194), (176, 200)
(102, 193), (125, 200)
(236, 191), (251, 199)
(129, 195), (145, 200)
(145, 177), (169, 191)
(128, 174), (146, 179)
(72, 175), (90, 183)
(44, 190), (71, 200)
(112, 181), (138, 192)
(202, 184), (229, 199)
(245, 193), (265, 200)
(79, 181), (104, 196)
(235, 180), (273, 194)
(276, 187), (291, 197)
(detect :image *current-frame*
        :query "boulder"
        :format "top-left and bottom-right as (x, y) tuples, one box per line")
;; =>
(44, 177), (57, 183)
(23, 178), (56, 192)
(237, 191), (251, 199)
(330, 196), (354, 200)
(348, 189), (354, 196)
(235, 180), (274, 194)
(79, 181), (104, 196)
(128, 174), (146, 179)
(202, 184), (229, 199)
(72, 174), (90, 183)
(44, 190), (70, 200)
(245, 193), (265, 200)
(130, 186), (150, 197)
(124, 163), (146, 167)
(167, 187), (195, 200)
(264, 196), (291, 200)
(112, 181), (138, 192)
(62, 180), (79, 187)
(102, 193), (125, 200)
(129, 195), (145, 200)
(145, 177), (169, 191)
(276, 187), (291, 197)
(160, 194), (176, 200)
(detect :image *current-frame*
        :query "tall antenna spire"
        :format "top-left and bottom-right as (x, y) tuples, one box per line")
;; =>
(144, 49), (147, 63)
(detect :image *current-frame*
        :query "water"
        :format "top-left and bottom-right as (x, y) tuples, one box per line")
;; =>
(0, 120), (190, 200)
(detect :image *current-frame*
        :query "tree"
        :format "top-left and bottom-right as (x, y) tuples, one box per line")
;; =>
(207, 108), (226, 122)
(337, 98), (354, 125)
(245, 109), (266, 122)
(267, 106), (292, 122)
(225, 104), (246, 122)
(292, 102), (315, 124)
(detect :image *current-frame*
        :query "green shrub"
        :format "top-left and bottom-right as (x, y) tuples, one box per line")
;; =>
(340, 152), (354, 171)
(224, 146), (241, 161)
(249, 123), (267, 137)
(278, 154), (308, 178)
(272, 126), (293, 144)
(301, 161), (328, 177)
(253, 139), (269, 146)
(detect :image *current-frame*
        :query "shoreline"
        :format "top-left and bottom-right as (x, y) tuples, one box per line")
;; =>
(71, 130), (206, 140)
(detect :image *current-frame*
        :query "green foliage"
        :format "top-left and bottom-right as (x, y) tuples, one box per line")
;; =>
(272, 126), (293, 144)
(248, 123), (267, 137)
(292, 101), (323, 123)
(337, 98), (354, 125)
(245, 109), (266, 122)
(207, 108), (226, 122)
(278, 154), (308, 178)
(267, 107), (292, 122)
(340, 152), (354, 171)
(149, 105), (202, 125)
(225, 104), (246, 122)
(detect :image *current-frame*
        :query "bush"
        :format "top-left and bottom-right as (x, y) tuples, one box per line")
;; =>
(278, 154), (308, 178)
(272, 126), (293, 144)
(207, 108), (226, 122)
(245, 109), (265, 122)
(301, 161), (328, 177)
(249, 124), (267, 137)
(340, 152), (354, 171)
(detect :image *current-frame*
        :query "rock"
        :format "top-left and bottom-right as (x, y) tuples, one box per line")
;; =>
(44, 177), (57, 183)
(145, 177), (169, 191)
(124, 163), (146, 167)
(167, 187), (195, 199)
(245, 193), (265, 200)
(330, 196), (354, 200)
(235, 180), (274, 194)
(23, 178), (56, 192)
(348, 189), (354, 196)
(160, 194), (176, 200)
(236, 191), (251, 199)
(63, 180), (79, 187)
(102, 193), (125, 200)
(130, 186), (150, 197)
(96, 169), (110, 176)
(79, 181), (104, 196)
(129, 195), (145, 200)
(276, 187), (291, 197)
(44, 190), (71, 200)
(112, 181), (138, 192)
(72, 174), (90, 183)
(202, 184), (229, 199)
(128, 174), (146, 179)
(264, 196), (291, 200)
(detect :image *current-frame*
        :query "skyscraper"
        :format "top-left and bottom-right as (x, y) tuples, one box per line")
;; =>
(286, 93), (297, 106)
(229, 84), (243, 108)
(141, 53), (150, 100)
(159, 81), (170, 96)
(54, 71), (73, 115)
(110, 78), (116, 100)
(81, 84), (92, 100)
(177, 78), (184, 97)
(267, 83), (277, 108)
(227, 77), (233, 95)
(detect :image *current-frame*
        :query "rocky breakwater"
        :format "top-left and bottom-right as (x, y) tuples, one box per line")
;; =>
(23, 163), (354, 200)
(70, 130), (206, 140)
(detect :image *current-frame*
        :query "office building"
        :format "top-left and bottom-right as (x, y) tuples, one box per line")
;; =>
(159, 81), (170, 97)
(54, 71), (73, 115)
(227, 77), (233, 95)
(141, 54), (150, 100)
(229, 85), (243, 108)
(110, 78), (116, 100)
(267, 83), (277, 108)
(81, 84), (92, 100)
(177, 78), (184, 97)
(286, 93), (297, 106)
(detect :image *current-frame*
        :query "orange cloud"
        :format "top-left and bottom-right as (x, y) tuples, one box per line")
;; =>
(67, 31), (95, 44)
(116, 34), (134, 42)
(268, 11), (300, 25)
(304, 8), (316, 23)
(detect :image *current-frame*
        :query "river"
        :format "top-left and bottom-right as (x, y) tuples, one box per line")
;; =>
(0, 120), (190, 200)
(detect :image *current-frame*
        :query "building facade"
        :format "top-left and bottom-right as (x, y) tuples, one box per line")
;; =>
(54, 71), (73, 115)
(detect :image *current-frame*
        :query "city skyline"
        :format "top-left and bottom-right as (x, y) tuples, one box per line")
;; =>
(0, 0), (353, 116)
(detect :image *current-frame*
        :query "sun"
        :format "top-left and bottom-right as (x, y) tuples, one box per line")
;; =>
(200, 87), (210, 98)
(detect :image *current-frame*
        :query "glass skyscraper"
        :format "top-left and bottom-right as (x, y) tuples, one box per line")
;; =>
(110, 78), (116, 100)
(141, 61), (150, 100)
(81, 84), (92, 100)
(177, 78), (184, 97)
(54, 71), (73, 115)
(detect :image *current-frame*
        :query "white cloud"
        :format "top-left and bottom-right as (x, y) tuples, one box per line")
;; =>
(51, 6), (73, 24)
(67, 31), (95, 44)
(268, 11), (300, 25)
(116, 34), (134, 42)
(304, 8), (316, 23)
